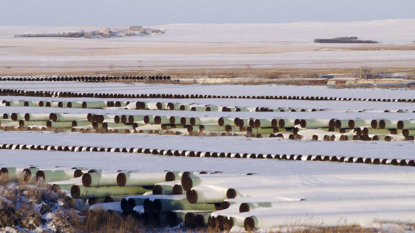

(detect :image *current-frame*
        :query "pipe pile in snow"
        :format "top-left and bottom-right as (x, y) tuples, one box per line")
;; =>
(82, 170), (118, 187)
(117, 172), (167, 187)
(70, 185), (148, 199)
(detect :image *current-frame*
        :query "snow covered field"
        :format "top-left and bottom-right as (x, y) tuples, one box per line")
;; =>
(1, 81), (415, 231)
(1, 19), (415, 75)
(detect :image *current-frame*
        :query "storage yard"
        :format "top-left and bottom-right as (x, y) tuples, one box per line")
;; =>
(1, 79), (415, 232)
(1, 19), (415, 232)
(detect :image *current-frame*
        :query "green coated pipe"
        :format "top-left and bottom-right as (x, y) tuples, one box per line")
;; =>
(82, 101), (107, 109)
(117, 172), (167, 187)
(218, 117), (234, 126)
(24, 113), (50, 121)
(0, 167), (24, 177)
(36, 169), (78, 182)
(47, 121), (73, 128)
(128, 115), (145, 124)
(82, 171), (118, 187)
(398, 120), (415, 130)
(67, 101), (83, 108)
(19, 120), (47, 128)
(153, 195), (216, 213)
(71, 185), (147, 199)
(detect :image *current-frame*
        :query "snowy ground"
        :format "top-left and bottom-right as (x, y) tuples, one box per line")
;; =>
(1, 19), (415, 75)
(2, 72), (415, 230)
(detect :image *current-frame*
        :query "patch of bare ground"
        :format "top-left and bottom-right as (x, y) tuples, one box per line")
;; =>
(0, 174), (143, 232)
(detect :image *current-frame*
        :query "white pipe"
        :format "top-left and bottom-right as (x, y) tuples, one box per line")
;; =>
(187, 185), (227, 204)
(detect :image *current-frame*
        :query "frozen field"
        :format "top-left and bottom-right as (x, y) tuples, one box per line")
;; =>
(1, 19), (415, 75)
(1, 81), (415, 231)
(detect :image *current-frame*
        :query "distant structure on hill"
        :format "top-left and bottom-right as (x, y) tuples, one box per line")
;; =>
(129, 26), (143, 31)
(14, 26), (166, 39)
(314, 37), (379, 44)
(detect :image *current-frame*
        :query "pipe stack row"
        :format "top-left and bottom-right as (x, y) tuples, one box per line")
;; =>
(1, 99), (327, 113)
(1, 142), (413, 167)
(3, 167), (415, 230)
(2, 112), (415, 141)
(0, 75), (173, 82)
(2, 99), (412, 114)
(1, 88), (414, 102)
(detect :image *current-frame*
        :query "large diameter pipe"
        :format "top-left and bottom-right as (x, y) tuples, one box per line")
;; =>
(190, 117), (218, 126)
(102, 122), (130, 130)
(186, 186), (227, 204)
(181, 174), (250, 192)
(348, 119), (372, 128)
(143, 115), (155, 124)
(50, 113), (88, 122)
(300, 119), (329, 128)
(180, 117), (191, 125)
(117, 172), (166, 187)
(0, 120), (18, 127)
(225, 125), (241, 132)
(11, 113), (24, 121)
(153, 181), (181, 195)
(335, 119), (352, 129)
(403, 129), (415, 137)
(154, 116), (171, 124)
(205, 105), (220, 112)
(71, 185), (148, 199)
(19, 120), (47, 128)
(72, 120), (91, 127)
(362, 128), (391, 136)
(67, 101), (83, 108)
(153, 195), (216, 213)
(50, 177), (82, 192)
(82, 101), (107, 109)
(0, 167), (24, 177)
(24, 113), (50, 121)
(24, 100), (39, 106)
(167, 102), (182, 111)
(169, 116), (182, 124)
(22, 167), (39, 181)
(46, 121), (73, 128)
(184, 211), (214, 228)
(278, 119), (298, 128)
(36, 169), (80, 182)
(194, 213), (211, 228)
(398, 120), (415, 130)
(6, 101), (25, 107)
(237, 119), (250, 128)
(167, 210), (186, 227)
(82, 171), (118, 187)
(218, 117), (234, 126)
(254, 119), (273, 128)
(199, 125), (226, 132)
(379, 119), (399, 129)
(128, 115), (145, 124)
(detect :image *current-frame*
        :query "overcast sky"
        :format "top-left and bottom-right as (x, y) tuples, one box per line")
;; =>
(1, 0), (414, 26)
